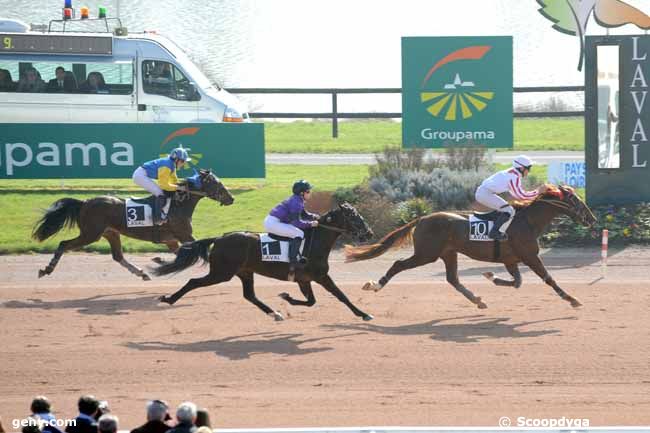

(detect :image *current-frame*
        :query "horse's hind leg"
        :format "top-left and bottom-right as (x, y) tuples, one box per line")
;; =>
(38, 228), (103, 278)
(441, 252), (487, 309)
(363, 254), (436, 292)
(239, 272), (284, 321)
(103, 230), (150, 281)
(159, 269), (235, 305)
(279, 281), (316, 307)
(483, 263), (522, 288)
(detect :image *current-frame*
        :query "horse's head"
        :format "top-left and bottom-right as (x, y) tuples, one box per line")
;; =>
(542, 185), (596, 227)
(324, 202), (374, 242)
(187, 169), (234, 206)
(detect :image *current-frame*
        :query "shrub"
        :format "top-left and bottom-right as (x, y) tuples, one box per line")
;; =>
(395, 198), (434, 225)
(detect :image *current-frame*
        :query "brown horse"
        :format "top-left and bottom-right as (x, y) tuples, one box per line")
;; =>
(345, 185), (596, 309)
(153, 203), (375, 321)
(32, 169), (234, 280)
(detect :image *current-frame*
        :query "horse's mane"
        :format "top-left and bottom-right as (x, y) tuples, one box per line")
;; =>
(510, 184), (567, 210)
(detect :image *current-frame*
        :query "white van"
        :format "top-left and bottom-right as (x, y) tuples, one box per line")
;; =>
(0, 18), (248, 123)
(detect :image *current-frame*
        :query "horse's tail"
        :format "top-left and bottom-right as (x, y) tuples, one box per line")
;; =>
(153, 238), (217, 276)
(32, 198), (84, 242)
(345, 218), (419, 262)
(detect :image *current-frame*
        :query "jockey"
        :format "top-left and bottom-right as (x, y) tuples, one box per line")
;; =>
(132, 147), (190, 225)
(264, 180), (319, 280)
(475, 155), (546, 240)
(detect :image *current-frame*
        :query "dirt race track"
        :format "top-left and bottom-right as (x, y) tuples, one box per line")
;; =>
(2, 246), (650, 428)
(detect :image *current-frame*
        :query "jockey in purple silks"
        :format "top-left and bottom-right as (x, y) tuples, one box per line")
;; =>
(264, 180), (319, 281)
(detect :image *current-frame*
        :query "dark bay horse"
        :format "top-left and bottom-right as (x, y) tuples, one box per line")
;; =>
(345, 186), (596, 309)
(32, 169), (234, 280)
(153, 203), (375, 321)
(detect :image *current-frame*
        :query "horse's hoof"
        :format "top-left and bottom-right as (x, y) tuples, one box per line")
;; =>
(278, 292), (291, 301)
(142, 274), (151, 281)
(361, 281), (375, 291)
(570, 299), (583, 308)
(38, 269), (46, 278)
(269, 311), (284, 321)
(159, 296), (172, 305)
(482, 272), (494, 281)
(362, 314), (374, 321)
(475, 298), (488, 309)
(151, 257), (164, 264)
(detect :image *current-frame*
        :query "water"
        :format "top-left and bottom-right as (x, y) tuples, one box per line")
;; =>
(1, 0), (648, 113)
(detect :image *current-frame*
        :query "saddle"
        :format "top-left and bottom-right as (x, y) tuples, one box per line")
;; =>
(472, 210), (501, 221)
(129, 195), (156, 207)
(266, 233), (293, 242)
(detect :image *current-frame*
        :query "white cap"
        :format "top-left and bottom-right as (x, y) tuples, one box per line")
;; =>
(513, 154), (534, 169)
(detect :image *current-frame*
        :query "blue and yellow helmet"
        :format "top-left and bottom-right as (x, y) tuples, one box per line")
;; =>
(169, 147), (192, 162)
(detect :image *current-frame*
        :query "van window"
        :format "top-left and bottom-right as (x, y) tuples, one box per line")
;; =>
(0, 59), (133, 94)
(142, 60), (200, 101)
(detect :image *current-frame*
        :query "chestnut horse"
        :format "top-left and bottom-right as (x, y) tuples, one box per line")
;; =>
(345, 186), (596, 309)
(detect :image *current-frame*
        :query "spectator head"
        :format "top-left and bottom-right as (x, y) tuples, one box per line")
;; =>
(25, 68), (38, 83)
(196, 427), (212, 433)
(55, 67), (65, 81)
(97, 415), (118, 433)
(175, 402), (197, 425)
(94, 401), (110, 421)
(21, 417), (43, 433)
(78, 395), (100, 417)
(146, 400), (170, 422)
(0, 68), (12, 84)
(31, 396), (52, 414)
(195, 409), (211, 428)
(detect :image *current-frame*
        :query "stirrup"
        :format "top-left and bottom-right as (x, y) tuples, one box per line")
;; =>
(490, 230), (508, 241)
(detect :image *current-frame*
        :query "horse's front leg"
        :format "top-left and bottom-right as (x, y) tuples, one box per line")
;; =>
(483, 262), (522, 288)
(315, 274), (373, 321)
(523, 255), (582, 307)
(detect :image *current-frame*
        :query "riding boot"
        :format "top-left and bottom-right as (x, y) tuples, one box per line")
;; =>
(287, 237), (303, 281)
(153, 195), (167, 225)
(489, 212), (510, 241)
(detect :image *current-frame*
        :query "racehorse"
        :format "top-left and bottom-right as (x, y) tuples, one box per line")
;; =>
(345, 185), (596, 309)
(153, 203), (375, 321)
(32, 169), (234, 280)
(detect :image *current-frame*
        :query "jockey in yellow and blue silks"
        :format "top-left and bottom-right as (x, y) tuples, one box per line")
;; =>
(132, 147), (190, 225)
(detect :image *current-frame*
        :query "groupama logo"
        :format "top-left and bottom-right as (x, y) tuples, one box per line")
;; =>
(158, 127), (203, 167)
(420, 46), (494, 121)
(537, 0), (650, 70)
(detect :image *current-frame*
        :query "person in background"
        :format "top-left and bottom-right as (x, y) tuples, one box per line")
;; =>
(30, 396), (63, 433)
(79, 72), (109, 94)
(97, 415), (118, 433)
(165, 402), (198, 433)
(0, 68), (15, 91)
(130, 400), (172, 433)
(195, 409), (211, 429)
(66, 395), (99, 433)
(46, 67), (75, 93)
(0, 415), (6, 433)
(17, 67), (45, 92)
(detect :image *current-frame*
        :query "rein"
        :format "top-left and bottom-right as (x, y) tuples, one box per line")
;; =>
(318, 223), (348, 234)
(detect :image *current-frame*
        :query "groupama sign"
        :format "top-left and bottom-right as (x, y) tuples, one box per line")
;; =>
(0, 123), (265, 179)
(402, 36), (513, 149)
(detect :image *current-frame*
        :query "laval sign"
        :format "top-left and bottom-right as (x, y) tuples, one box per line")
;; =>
(585, 35), (650, 205)
(0, 123), (265, 179)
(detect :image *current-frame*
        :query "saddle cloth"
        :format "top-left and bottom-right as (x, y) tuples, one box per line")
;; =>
(125, 198), (154, 228)
(468, 215), (495, 242)
(260, 234), (305, 262)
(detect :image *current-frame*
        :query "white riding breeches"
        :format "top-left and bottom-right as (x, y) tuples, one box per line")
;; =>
(475, 186), (515, 233)
(133, 167), (164, 196)
(133, 167), (170, 215)
(264, 215), (304, 239)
